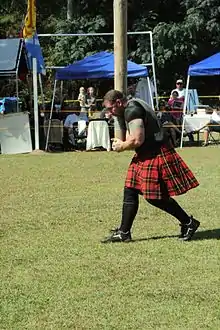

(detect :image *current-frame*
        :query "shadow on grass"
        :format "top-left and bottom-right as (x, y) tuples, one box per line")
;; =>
(133, 228), (220, 242)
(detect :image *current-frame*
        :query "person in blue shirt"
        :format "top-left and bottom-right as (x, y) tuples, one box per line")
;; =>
(64, 113), (79, 147)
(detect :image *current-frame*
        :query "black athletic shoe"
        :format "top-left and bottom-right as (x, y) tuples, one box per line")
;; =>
(179, 216), (200, 241)
(101, 228), (132, 243)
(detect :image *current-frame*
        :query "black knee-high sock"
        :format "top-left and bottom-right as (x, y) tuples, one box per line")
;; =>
(119, 187), (139, 232)
(146, 197), (190, 225)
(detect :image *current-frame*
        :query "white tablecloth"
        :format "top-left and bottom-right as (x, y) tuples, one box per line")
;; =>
(184, 114), (211, 133)
(86, 120), (111, 151)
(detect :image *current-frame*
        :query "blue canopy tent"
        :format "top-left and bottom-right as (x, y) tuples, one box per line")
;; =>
(188, 52), (220, 76)
(0, 39), (29, 112)
(52, 51), (156, 108)
(181, 52), (220, 148)
(55, 51), (148, 80)
(46, 51), (156, 150)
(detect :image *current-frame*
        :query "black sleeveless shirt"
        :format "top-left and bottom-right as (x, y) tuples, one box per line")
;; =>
(117, 99), (166, 154)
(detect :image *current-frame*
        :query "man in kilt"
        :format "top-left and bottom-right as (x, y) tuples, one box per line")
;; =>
(101, 90), (200, 243)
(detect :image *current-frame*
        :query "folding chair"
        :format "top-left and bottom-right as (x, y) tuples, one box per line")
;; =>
(209, 132), (220, 145)
(44, 119), (63, 151)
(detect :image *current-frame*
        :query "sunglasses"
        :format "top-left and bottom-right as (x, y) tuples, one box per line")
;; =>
(176, 83), (183, 85)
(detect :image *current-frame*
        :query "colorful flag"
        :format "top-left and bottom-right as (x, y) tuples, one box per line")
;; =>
(22, 1), (46, 75)
(23, 0), (36, 39)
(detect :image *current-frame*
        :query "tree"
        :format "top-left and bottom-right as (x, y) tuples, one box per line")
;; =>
(67, 0), (73, 21)
(1, 0), (220, 95)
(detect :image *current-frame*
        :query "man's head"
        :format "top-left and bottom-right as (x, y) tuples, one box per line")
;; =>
(103, 90), (127, 116)
(176, 79), (183, 90)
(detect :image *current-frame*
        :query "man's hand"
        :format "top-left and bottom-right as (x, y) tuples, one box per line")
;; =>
(112, 138), (124, 152)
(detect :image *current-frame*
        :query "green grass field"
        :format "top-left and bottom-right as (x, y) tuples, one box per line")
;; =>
(0, 147), (219, 330)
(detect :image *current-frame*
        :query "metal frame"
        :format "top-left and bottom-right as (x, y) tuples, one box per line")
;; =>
(45, 79), (57, 151)
(15, 39), (25, 112)
(41, 31), (159, 150)
(38, 31), (159, 109)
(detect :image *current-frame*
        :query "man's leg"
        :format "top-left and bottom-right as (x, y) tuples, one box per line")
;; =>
(68, 133), (76, 147)
(146, 198), (200, 241)
(119, 187), (139, 232)
(101, 187), (139, 243)
(203, 127), (210, 146)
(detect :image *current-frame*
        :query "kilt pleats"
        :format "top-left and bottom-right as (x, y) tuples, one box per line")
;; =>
(125, 146), (199, 199)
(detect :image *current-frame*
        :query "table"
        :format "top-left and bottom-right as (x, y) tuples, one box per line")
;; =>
(184, 114), (211, 133)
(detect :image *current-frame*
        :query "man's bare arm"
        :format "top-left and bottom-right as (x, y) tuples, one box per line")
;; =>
(121, 118), (145, 150)
(114, 116), (126, 141)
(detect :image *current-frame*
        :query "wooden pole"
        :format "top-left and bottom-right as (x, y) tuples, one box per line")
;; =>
(113, 0), (127, 139)
(114, 0), (127, 94)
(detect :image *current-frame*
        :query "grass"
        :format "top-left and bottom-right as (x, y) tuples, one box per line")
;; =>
(0, 147), (220, 330)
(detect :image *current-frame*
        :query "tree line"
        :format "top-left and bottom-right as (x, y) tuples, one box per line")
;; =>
(0, 0), (220, 100)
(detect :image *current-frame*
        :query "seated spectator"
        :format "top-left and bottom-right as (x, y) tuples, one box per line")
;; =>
(168, 90), (184, 120)
(63, 112), (79, 148)
(203, 110), (220, 146)
(100, 108), (114, 139)
(157, 102), (182, 148)
(78, 111), (89, 122)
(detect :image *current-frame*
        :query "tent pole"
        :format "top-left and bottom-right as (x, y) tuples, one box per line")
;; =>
(26, 74), (33, 113)
(38, 73), (45, 111)
(60, 80), (63, 103)
(147, 76), (154, 109)
(15, 74), (19, 112)
(149, 31), (158, 110)
(180, 74), (190, 149)
(45, 79), (57, 151)
(15, 39), (24, 112)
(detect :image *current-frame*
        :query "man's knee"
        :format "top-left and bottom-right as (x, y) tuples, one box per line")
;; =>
(123, 187), (139, 203)
(146, 198), (171, 207)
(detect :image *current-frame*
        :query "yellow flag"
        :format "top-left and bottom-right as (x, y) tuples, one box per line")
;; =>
(23, 0), (36, 38)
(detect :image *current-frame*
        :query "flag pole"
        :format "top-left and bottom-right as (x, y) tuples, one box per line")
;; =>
(32, 57), (39, 150)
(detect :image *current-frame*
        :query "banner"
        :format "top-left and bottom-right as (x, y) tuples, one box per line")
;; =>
(23, 0), (36, 39)
(25, 33), (46, 75)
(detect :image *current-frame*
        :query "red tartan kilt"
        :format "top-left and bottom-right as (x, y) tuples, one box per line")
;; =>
(125, 146), (199, 199)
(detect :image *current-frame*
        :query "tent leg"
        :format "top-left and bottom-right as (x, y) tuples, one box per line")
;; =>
(180, 74), (190, 149)
(38, 73), (45, 111)
(60, 80), (63, 103)
(149, 31), (158, 110)
(147, 76), (154, 109)
(16, 74), (19, 112)
(45, 80), (57, 151)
